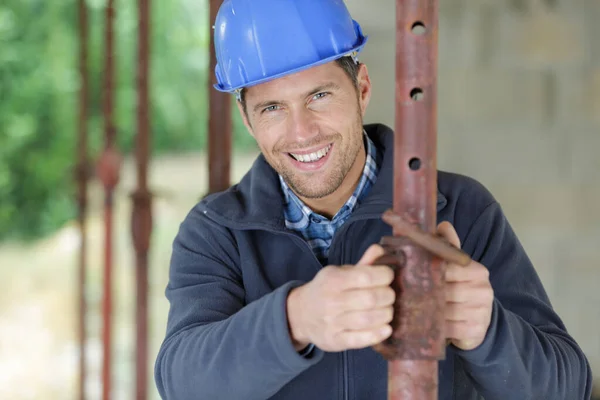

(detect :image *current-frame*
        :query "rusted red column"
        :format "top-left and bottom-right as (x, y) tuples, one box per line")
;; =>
(97, 1), (121, 399)
(131, 0), (152, 398)
(208, 0), (231, 194)
(76, 0), (89, 398)
(372, 1), (447, 399)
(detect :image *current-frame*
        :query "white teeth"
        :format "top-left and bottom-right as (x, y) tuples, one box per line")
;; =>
(291, 145), (331, 163)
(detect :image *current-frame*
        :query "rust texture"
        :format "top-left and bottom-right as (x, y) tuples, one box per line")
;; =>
(76, 0), (89, 398)
(98, 0), (121, 399)
(97, 146), (120, 400)
(373, 237), (445, 362)
(388, 360), (439, 397)
(372, 1), (443, 399)
(208, 0), (232, 194)
(132, 0), (152, 398)
(381, 211), (471, 267)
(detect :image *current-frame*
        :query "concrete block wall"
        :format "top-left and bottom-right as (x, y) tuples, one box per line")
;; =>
(346, 0), (600, 391)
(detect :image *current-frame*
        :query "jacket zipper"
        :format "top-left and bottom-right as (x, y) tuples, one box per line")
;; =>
(286, 230), (350, 399)
(335, 231), (350, 400)
(343, 351), (349, 400)
(285, 221), (353, 400)
(203, 208), (388, 400)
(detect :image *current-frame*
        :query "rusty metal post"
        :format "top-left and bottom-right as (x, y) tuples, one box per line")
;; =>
(131, 0), (152, 398)
(208, 0), (232, 194)
(97, 0), (121, 399)
(76, 0), (89, 398)
(371, 1), (453, 399)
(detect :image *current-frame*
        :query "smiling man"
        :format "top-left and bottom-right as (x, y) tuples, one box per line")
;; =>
(241, 58), (371, 221)
(154, 1), (592, 399)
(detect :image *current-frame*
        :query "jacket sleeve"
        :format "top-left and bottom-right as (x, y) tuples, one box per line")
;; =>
(154, 207), (324, 399)
(453, 201), (593, 400)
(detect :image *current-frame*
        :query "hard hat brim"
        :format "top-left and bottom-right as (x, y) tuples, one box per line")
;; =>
(213, 36), (368, 94)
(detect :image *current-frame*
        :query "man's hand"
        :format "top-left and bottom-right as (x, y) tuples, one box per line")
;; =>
(437, 221), (494, 351)
(286, 245), (395, 352)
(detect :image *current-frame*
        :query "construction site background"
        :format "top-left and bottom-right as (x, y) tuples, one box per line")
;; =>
(0, 0), (598, 398)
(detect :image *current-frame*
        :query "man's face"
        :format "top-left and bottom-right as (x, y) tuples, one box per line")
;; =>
(239, 61), (372, 200)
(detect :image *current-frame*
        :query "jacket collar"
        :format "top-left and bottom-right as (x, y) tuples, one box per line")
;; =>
(200, 123), (447, 230)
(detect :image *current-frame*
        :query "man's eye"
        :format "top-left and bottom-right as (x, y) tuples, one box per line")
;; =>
(263, 105), (280, 113)
(313, 92), (329, 100)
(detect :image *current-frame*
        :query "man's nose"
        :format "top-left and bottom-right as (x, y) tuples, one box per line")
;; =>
(288, 107), (319, 143)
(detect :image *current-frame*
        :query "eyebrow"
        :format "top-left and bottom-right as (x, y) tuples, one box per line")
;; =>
(252, 82), (342, 114)
(304, 82), (341, 98)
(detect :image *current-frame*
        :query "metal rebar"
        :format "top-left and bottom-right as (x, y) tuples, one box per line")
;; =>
(76, 0), (89, 398)
(98, 1), (120, 399)
(132, 0), (152, 398)
(372, 1), (442, 399)
(208, 0), (232, 194)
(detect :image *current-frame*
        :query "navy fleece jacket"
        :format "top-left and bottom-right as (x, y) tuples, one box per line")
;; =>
(154, 123), (592, 400)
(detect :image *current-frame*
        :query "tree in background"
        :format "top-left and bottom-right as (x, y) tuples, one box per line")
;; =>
(0, 0), (250, 242)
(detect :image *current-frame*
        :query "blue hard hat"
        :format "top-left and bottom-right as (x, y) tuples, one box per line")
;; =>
(213, 0), (368, 93)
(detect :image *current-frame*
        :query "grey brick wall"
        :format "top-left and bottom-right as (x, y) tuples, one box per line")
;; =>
(346, 0), (600, 392)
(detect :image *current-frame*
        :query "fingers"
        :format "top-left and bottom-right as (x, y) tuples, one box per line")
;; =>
(437, 222), (489, 285)
(445, 281), (493, 304)
(444, 275), (494, 352)
(356, 244), (386, 265)
(300, 244), (396, 352)
(333, 324), (393, 350)
(437, 221), (461, 249)
(340, 286), (396, 310)
(445, 262), (489, 283)
(445, 320), (487, 348)
(335, 264), (394, 290)
(333, 244), (396, 290)
(445, 301), (489, 322)
(336, 306), (394, 330)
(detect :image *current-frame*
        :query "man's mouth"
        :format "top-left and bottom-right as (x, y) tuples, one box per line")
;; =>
(288, 144), (332, 163)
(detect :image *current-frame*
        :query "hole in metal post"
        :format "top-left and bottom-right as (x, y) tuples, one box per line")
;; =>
(410, 88), (424, 101)
(411, 21), (426, 35)
(409, 158), (421, 171)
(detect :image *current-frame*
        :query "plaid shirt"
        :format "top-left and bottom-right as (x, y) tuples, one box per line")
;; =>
(279, 133), (382, 265)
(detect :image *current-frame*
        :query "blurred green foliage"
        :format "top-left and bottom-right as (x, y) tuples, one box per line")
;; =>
(0, 0), (252, 242)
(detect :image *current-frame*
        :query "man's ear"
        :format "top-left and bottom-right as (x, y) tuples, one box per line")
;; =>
(236, 99), (254, 137)
(356, 64), (372, 117)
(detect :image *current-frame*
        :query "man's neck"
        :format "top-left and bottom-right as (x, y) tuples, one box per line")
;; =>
(298, 144), (367, 219)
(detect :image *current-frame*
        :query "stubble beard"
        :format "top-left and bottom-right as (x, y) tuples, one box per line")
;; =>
(273, 112), (364, 200)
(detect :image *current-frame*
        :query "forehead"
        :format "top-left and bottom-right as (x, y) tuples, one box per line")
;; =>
(244, 61), (349, 101)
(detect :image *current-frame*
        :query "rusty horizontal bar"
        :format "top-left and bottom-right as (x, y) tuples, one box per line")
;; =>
(381, 211), (471, 267)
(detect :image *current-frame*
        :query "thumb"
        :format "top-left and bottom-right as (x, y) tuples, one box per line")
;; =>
(357, 244), (386, 265)
(437, 221), (461, 249)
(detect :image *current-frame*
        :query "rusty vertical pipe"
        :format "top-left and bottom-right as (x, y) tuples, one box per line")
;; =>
(98, 0), (121, 399)
(132, 0), (152, 398)
(208, 0), (231, 194)
(390, 0), (441, 397)
(76, 0), (89, 398)
(373, 1), (442, 399)
(102, 0), (117, 149)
